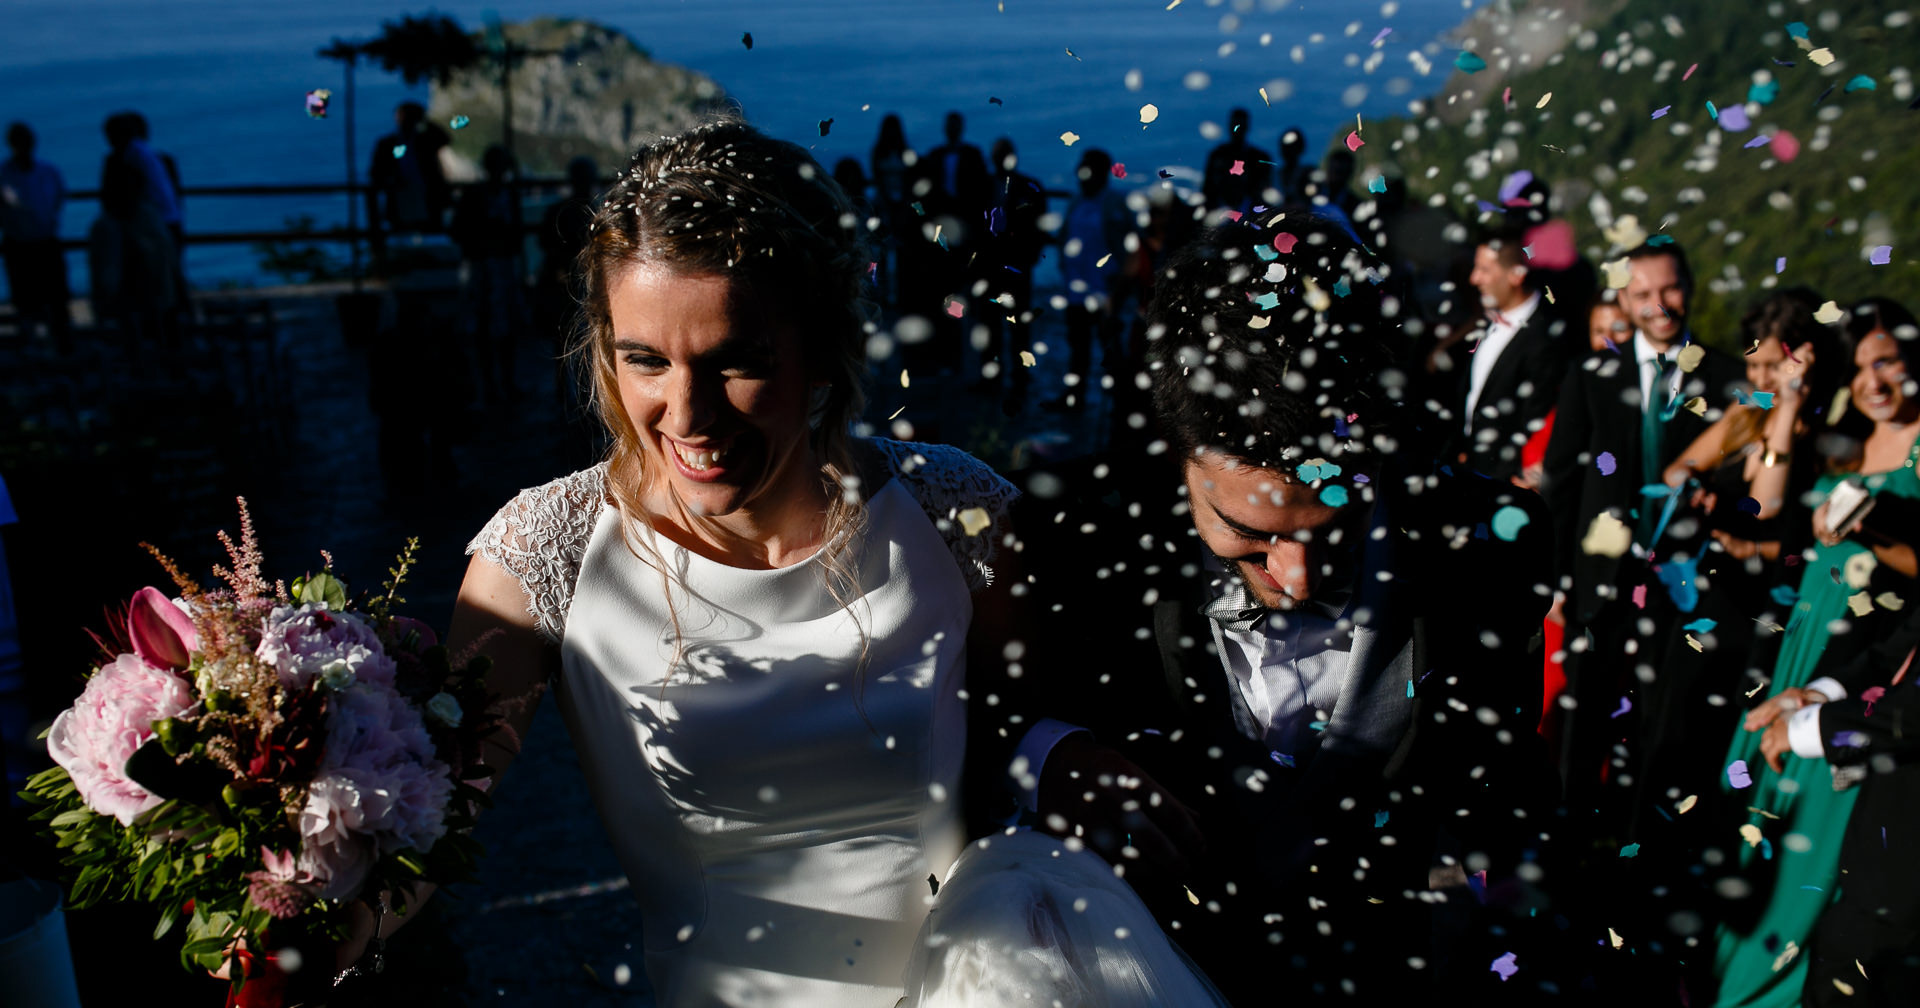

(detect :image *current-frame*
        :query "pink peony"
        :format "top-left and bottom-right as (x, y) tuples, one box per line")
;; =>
(127, 586), (198, 671)
(46, 653), (196, 825)
(255, 603), (395, 692)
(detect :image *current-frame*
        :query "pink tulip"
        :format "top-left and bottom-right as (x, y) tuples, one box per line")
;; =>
(128, 587), (198, 670)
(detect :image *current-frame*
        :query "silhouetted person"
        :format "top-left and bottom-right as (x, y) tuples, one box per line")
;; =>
(368, 101), (451, 248)
(868, 113), (915, 309)
(1274, 126), (1310, 205)
(918, 111), (991, 373)
(0, 122), (72, 348)
(1307, 148), (1361, 228)
(450, 144), (527, 407)
(1050, 147), (1129, 410)
(978, 138), (1046, 398)
(1201, 108), (1271, 214)
(91, 112), (176, 346)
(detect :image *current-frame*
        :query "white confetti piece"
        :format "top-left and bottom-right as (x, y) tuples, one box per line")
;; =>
(958, 507), (992, 536)
(1814, 300), (1845, 324)
(1678, 794), (1698, 814)
(900, 369), (910, 388)
(1248, 315), (1271, 329)
(1582, 513), (1632, 558)
(1740, 823), (1764, 847)
(1677, 344), (1707, 373)
(1259, 86), (1270, 105)
(1601, 257), (1632, 289)
(1139, 104), (1159, 124)
(1060, 130), (1080, 146)
(1535, 92), (1552, 109)
(1808, 48), (1835, 66)
(1609, 928), (1624, 949)
(1018, 350), (1036, 367)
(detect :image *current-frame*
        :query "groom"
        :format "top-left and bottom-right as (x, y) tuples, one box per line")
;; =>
(971, 214), (1560, 1003)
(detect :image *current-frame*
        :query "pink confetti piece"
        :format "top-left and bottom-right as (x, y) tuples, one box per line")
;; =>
(1771, 130), (1801, 161)
(1652, 105), (1672, 119)
(1864, 685), (1887, 715)
(945, 300), (965, 318)
(1683, 63), (1698, 80)
(1274, 233), (1298, 253)
(1345, 131), (1364, 151)
(1727, 760), (1752, 789)
(1596, 451), (1617, 475)
(1229, 159), (1245, 176)
(1870, 245), (1893, 265)
(1223, 210), (1243, 222)
(1632, 584), (1648, 608)
(1111, 163), (1127, 178)
(1503, 86), (1512, 106)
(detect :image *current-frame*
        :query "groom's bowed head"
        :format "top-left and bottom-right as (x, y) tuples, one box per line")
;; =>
(1143, 212), (1409, 615)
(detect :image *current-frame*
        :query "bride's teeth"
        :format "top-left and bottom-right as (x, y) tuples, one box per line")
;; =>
(674, 444), (725, 470)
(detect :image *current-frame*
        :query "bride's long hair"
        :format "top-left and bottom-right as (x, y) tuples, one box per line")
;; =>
(571, 117), (875, 673)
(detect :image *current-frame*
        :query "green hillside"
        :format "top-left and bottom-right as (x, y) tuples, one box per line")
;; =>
(1363, 0), (1916, 348)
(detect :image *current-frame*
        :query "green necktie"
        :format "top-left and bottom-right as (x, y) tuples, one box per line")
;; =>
(1636, 355), (1670, 545)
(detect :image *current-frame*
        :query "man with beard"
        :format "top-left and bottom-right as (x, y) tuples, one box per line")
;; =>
(970, 214), (1559, 1003)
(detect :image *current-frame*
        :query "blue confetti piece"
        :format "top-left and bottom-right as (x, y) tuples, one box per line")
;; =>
(1369, 176), (1387, 193)
(1612, 697), (1632, 719)
(1269, 750), (1295, 767)
(1641, 482), (1677, 499)
(1476, 199), (1500, 214)
(1332, 277), (1351, 297)
(1654, 804), (1674, 821)
(1846, 75), (1877, 92)
(1620, 843), (1641, 858)
(1761, 838), (1773, 860)
(1658, 553), (1702, 612)
(1491, 505), (1531, 542)
(1749, 390), (1776, 409)
(1597, 451), (1618, 475)
(1319, 485), (1349, 507)
(392, 144), (407, 158)
(449, 114), (471, 130)
(1831, 730), (1869, 748)
(1455, 51), (1487, 74)
(1370, 27), (1392, 46)
(1749, 80), (1780, 105)
(1652, 105), (1671, 119)
(1491, 952), (1518, 981)
(1253, 291), (1280, 310)
(1374, 811), (1390, 828)
(1683, 618), (1717, 633)
(1770, 584), (1799, 606)
(1786, 21), (1809, 39)
(1744, 135), (1770, 149)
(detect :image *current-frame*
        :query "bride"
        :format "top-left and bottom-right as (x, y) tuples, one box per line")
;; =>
(446, 118), (1227, 1006)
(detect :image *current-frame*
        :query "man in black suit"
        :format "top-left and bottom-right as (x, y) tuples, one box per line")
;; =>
(917, 111), (991, 373)
(1442, 233), (1574, 483)
(1201, 107), (1273, 214)
(971, 215), (1559, 1003)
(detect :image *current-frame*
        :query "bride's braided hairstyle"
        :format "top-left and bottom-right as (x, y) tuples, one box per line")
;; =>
(573, 116), (877, 671)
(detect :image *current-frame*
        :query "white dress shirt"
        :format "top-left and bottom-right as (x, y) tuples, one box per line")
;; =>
(1463, 290), (1542, 434)
(1206, 557), (1355, 764)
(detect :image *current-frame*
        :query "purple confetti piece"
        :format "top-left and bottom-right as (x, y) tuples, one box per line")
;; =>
(1652, 105), (1672, 119)
(1719, 105), (1751, 130)
(1370, 27), (1393, 46)
(1476, 199), (1500, 213)
(1870, 245), (1893, 265)
(1597, 451), (1618, 476)
(1491, 952), (1519, 981)
(1830, 730), (1869, 749)
(1728, 759), (1753, 789)
(1744, 135), (1770, 148)
(1498, 169), (1535, 204)
(1611, 697), (1632, 719)
(1776, 257), (1787, 273)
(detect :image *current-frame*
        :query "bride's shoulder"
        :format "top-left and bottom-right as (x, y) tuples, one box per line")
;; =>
(465, 464), (611, 644)
(864, 438), (1018, 590)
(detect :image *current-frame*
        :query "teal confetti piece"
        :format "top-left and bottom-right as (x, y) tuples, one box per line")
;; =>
(1619, 843), (1641, 858)
(1332, 277), (1351, 297)
(1648, 234), (1675, 246)
(1845, 75), (1877, 92)
(1749, 80), (1779, 105)
(1407, 680), (1415, 698)
(1786, 21), (1809, 39)
(1374, 811), (1390, 828)
(1368, 176), (1387, 193)
(1319, 485), (1350, 507)
(1253, 291), (1280, 310)
(1490, 505), (1531, 542)
(392, 144), (407, 158)
(1706, 100), (1719, 120)
(449, 114), (471, 130)
(1751, 391), (1775, 409)
(1455, 51), (1487, 73)
(1309, 720), (1329, 731)
(1254, 244), (1279, 261)
(1683, 618), (1717, 633)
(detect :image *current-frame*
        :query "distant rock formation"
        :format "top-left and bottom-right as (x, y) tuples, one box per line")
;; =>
(429, 17), (730, 179)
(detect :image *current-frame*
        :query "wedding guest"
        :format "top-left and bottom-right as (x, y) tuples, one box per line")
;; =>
(1719, 297), (1920, 1008)
(91, 112), (176, 345)
(1200, 107), (1271, 214)
(1049, 147), (1129, 410)
(978, 137), (1047, 398)
(867, 113), (914, 309)
(367, 101), (450, 245)
(449, 144), (527, 406)
(1588, 295), (1629, 352)
(0, 122), (72, 348)
(980, 213), (1558, 1003)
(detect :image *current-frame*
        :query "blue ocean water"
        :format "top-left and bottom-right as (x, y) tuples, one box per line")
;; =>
(0, 0), (1480, 292)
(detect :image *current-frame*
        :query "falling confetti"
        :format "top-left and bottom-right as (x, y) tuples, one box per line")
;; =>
(1770, 129), (1801, 160)
(1678, 794), (1699, 814)
(1229, 159), (1245, 176)
(1808, 48), (1835, 66)
(945, 300), (965, 318)
(1814, 300), (1845, 324)
(1744, 135), (1771, 149)
(1536, 91), (1552, 109)
(1683, 618), (1717, 633)
(1320, 486), (1350, 507)
(1619, 843), (1641, 858)
(900, 370), (910, 388)
(1060, 131), (1080, 146)
(1609, 928), (1625, 949)
(1490, 952), (1518, 981)
(1345, 130), (1364, 151)
(1018, 350), (1036, 367)
(957, 507), (992, 536)
(1750, 80), (1780, 104)
(1597, 452), (1618, 475)
(1786, 20), (1809, 39)
(1370, 27), (1392, 46)
(1368, 176), (1386, 193)
(1846, 75), (1877, 92)
(1677, 344), (1707, 373)
(1740, 823), (1764, 847)
(305, 89), (331, 118)
(1139, 103), (1159, 124)
(1274, 233), (1298, 253)
(1111, 163), (1127, 178)
(392, 144), (408, 159)
(1651, 105), (1672, 119)
(1683, 63), (1699, 80)
(1612, 696), (1633, 718)
(1705, 100), (1719, 120)
(1719, 105), (1751, 131)
(818, 118), (834, 137)
(1870, 245), (1893, 265)
(1582, 513), (1632, 557)
(1490, 505), (1531, 542)
(1455, 51), (1487, 74)
(1258, 86), (1270, 106)
(1728, 759), (1753, 789)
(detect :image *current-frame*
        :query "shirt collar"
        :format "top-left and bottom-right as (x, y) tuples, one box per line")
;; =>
(1487, 290), (1542, 332)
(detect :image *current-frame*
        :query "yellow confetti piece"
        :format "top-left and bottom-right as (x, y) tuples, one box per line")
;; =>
(1185, 886), (1200, 905)
(1019, 350), (1036, 367)
(1302, 276), (1331, 312)
(1876, 592), (1906, 611)
(1684, 396), (1708, 417)
(1060, 130), (1080, 146)
(1601, 257), (1632, 289)
(1678, 794), (1698, 814)
(1740, 823), (1764, 847)
(1808, 48), (1835, 66)
(1536, 91), (1553, 109)
(1544, 286), (1556, 304)
(1686, 635), (1704, 652)
(958, 506), (992, 536)
(1858, 959), (1869, 978)
(1747, 682), (1768, 698)
(1248, 315), (1271, 329)
(1848, 591), (1875, 617)
(1582, 513), (1633, 558)
(1773, 941), (1799, 973)
(1609, 928), (1624, 949)
(1259, 86), (1270, 106)
(1833, 979), (1855, 996)
(900, 369), (910, 388)
(1603, 215), (1648, 250)
(1677, 344), (1707, 373)
(887, 406), (905, 420)
(1096, 253), (1112, 268)
(1140, 104), (1160, 125)
(1846, 552), (1878, 590)
(1166, 0), (1181, 8)
(1814, 300), (1845, 324)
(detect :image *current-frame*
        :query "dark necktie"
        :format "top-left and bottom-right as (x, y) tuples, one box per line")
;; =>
(1637, 354), (1672, 545)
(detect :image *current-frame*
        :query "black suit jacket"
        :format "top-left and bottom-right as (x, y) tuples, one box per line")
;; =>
(968, 455), (1557, 1002)
(1442, 303), (1576, 483)
(1540, 341), (1744, 622)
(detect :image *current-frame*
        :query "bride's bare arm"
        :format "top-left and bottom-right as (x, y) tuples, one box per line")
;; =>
(449, 551), (562, 788)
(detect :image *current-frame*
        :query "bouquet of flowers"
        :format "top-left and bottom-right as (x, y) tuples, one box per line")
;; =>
(23, 503), (511, 1001)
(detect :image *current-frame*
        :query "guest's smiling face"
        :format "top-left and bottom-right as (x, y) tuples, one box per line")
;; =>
(608, 265), (819, 522)
(1852, 329), (1918, 426)
(1183, 451), (1368, 612)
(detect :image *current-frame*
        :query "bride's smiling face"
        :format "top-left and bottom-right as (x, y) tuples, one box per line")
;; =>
(609, 264), (819, 521)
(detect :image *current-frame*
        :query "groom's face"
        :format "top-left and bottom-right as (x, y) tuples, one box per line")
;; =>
(1183, 451), (1368, 612)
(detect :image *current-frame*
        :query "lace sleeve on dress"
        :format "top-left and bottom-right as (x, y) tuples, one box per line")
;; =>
(871, 438), (1019, 591)
(465, 464), (609, 647)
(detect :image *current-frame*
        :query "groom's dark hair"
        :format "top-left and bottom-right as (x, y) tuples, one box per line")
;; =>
(1144, 212), (1405, 473)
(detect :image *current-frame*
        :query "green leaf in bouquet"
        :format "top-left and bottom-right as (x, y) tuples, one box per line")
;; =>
(153, 903), (181, 940)
(292, 570), (350, 609)
(49, 807), (95, 830)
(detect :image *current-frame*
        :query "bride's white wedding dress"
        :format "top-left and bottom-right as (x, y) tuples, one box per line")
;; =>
(472, 439), (1227, 1007)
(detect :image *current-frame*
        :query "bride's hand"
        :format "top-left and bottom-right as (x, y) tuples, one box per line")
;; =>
(1036, 734), (1206, 885)
(208, 897), (383, 982)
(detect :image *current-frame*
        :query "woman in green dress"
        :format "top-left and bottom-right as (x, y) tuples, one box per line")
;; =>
(1715, 298), (1920, 1007)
